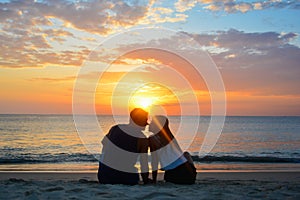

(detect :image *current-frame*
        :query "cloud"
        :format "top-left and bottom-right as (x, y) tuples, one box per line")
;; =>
(0, 0), (188, 68)
(188, 29), (298, 50)
(0, 41), (91, 68)
(174, 0), (300, 13)
(28, 76), (75, 82)
(0, 0), (148, 33)
(175, 0), (197, 12)
(0, 0), (187, 36)
(185, 29), (300, 96)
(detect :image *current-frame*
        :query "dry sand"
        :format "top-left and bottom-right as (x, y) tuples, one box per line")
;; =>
(1, 171), (300, 199)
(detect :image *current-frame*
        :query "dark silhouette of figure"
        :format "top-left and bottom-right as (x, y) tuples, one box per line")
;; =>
(149, 115), (197, 184)
(98, 108), (150, 185)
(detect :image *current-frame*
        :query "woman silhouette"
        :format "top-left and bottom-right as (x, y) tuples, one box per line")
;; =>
(148, 115), (197, 184)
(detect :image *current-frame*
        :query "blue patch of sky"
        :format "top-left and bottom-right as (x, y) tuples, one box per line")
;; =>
(163, 6), (300, 46)
(176, 8), (299, 33)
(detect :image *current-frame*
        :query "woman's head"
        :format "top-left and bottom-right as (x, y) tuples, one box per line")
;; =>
(149, 115), (174, 148)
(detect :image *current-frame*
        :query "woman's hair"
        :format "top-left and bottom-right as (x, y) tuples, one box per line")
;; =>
(151, 115), (168, 133)
(149, 116), (174, 149)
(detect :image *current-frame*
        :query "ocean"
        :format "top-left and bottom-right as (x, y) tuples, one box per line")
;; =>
(0, 115), (299, 172)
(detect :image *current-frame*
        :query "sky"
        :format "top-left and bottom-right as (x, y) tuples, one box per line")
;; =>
(0, 0), (299, 116)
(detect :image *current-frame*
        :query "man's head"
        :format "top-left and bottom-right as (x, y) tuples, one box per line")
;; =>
(130, 108), (148, 127)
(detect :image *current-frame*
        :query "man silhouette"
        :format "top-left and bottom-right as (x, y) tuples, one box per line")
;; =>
(98, 108), (150, 185)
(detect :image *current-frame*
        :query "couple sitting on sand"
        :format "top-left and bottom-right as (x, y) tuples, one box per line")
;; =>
(98, 108), (197, 185)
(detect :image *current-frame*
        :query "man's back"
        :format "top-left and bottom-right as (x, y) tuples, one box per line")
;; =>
(98, 108), (150, 185)
(100, 124), (141, 171)
(106, 124), (143, 152)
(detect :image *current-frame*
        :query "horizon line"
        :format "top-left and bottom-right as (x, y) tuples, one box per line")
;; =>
(0, 113), (299, 117)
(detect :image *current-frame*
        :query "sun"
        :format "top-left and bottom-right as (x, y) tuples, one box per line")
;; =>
(138, 98), (153, 109)
(131, 96), (154, 111)
(128, 83), (174, 112)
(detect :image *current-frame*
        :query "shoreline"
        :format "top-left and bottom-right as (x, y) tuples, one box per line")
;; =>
(1, 171), (300, 182)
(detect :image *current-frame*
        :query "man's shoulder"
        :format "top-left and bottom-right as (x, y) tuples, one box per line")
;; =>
(110, 124), (126, 129)
(116, 124), (128, 128)
(110, 124), (148, 138)
(107, 124), (128, 134)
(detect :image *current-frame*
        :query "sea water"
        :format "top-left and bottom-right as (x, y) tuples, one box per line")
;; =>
(0, 115), (299, 172)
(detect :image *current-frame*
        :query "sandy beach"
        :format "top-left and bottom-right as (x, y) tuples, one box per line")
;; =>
(1, 171), (300, 199)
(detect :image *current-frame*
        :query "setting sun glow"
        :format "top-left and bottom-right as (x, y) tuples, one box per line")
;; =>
(124, 83), (181, 115)
(130, 96), (155, 111)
